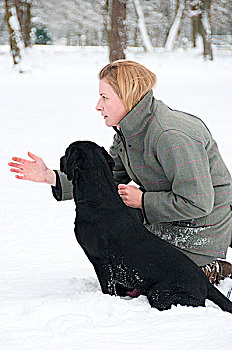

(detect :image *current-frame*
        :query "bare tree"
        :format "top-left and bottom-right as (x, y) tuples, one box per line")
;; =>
(15, 0), (32, 47)
(188, 0), (213, 60)
(165, 0), (186, 50)
(133, 0), (153, 52)
(5, 0), (24, 65)
(103, 0), (110, 47)
(109, 0), (127, 62)
(191, 13), (200, 48)
(165, 0), (213, 59)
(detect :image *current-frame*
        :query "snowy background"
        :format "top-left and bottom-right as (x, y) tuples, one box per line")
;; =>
(1, 45), (232, 349)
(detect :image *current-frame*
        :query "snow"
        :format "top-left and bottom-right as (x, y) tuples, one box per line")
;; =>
(8, 8), (21, 32)
(1, 45), (232, 349)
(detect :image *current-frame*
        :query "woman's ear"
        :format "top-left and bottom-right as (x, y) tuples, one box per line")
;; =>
(101, 147), (115, 171)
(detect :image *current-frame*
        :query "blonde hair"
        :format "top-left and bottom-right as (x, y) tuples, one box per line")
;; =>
(98, 60), (157, 112)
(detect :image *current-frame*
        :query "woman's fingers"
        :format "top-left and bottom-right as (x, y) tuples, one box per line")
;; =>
(15, 174), (27, 180)
(28, 152), (40, 161)
(11, 157), (27, 164)
(118, 184), (127, 189)
(15, 175), (23, 179)
(8, 161), (25, 169)
(8, 153), (38, 170)
(118, 184), (128, 195)
(9, 152), (40, 166)
(10, 168), (24, 174)
(9, 168), (27, 180)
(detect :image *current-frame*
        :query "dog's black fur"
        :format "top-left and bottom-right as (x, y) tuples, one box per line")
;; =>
(60, 141), (232, 312)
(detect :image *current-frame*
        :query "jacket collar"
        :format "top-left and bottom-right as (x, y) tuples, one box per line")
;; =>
(117, 90), (155, 139)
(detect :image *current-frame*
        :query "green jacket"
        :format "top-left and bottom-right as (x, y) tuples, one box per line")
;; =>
(108, 91), (232, 265)
(52, 91), (232, 266)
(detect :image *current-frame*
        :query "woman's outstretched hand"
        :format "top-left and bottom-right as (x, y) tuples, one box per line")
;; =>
(8, 152), (56, 186)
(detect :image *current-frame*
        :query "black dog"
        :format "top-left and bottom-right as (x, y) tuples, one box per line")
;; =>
(60, 141), (232, 312)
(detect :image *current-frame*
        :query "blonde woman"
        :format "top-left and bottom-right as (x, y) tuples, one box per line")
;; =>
(9, 60), (232, 284)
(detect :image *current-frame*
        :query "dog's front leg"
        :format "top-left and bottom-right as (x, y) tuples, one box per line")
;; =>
(91, 259), (116, 295)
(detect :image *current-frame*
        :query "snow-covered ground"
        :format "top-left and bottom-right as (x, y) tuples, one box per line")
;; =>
(1, 45), (232, 350)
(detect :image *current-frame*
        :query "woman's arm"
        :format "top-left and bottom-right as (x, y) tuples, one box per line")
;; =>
(143, 130), (214, 223)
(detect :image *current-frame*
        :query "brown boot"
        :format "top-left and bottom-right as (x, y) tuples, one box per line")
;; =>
(201, 260), (232, 285)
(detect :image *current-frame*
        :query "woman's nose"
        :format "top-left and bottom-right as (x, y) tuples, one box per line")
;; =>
(96, 100), (103, 111)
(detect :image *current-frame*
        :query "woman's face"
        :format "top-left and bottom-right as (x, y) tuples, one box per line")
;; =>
(96, 79), (127, 127)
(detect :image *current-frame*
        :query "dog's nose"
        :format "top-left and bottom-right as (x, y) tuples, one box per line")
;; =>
(60, 155), (67, 173)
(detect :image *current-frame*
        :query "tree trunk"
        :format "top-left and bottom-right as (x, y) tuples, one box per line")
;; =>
(5, 0), (24, 65)
(133, 0), (153, 52)
(103, 0), (110, 47)
(15, 0), (32, 47)
(199, 0), (213, 60)
(165, 0), (186, 50)
(109, 0), (127, 62)
(188, 0), (213, 60)
(192, 16), (200, 48)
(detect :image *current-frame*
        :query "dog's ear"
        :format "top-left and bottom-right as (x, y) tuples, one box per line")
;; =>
(60, 145), (83, 181)
(101, 147), (115, 171)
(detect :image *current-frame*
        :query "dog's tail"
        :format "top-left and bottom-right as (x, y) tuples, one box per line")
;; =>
(207, 283), (232, 313)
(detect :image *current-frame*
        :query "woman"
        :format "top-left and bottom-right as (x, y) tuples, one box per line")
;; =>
(9, 60), (232, 284)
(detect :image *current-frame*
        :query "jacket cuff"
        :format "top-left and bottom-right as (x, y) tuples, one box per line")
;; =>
(51, 170), (73, 201)
(51, 170), (62, 201)
(142, 192), (150, 225)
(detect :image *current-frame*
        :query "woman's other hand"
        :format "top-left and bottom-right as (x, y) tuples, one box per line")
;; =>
(118, 184), (143, 209)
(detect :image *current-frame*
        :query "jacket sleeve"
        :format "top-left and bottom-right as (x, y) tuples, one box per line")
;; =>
(143, 130), (214, 223)
(51, 170), (73, 201)
(109, 134), (131, 186)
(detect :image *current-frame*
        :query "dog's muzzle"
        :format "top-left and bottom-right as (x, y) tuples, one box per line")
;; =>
(60, 155), (67, 175)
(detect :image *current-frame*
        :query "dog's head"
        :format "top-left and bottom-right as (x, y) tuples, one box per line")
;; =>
(60, 141), (115, 181)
